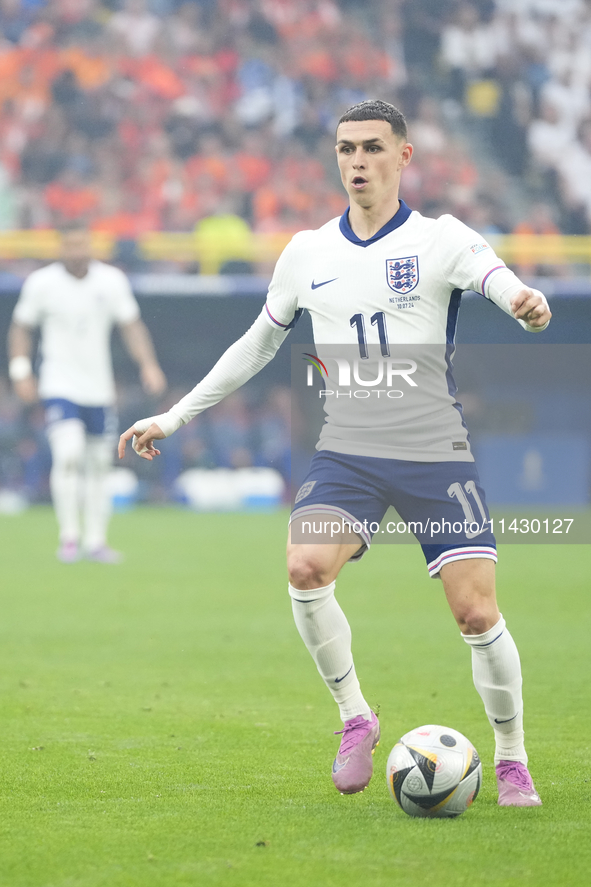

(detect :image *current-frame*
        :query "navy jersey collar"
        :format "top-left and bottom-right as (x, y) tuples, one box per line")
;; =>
(339, 199), (412, 247)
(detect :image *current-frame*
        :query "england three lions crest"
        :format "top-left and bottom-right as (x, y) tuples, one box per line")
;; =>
(386, 256), (419, 294)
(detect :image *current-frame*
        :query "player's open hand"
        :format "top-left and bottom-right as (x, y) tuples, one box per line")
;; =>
(510, 288), (551, 329)
(118, 422), (165, 461)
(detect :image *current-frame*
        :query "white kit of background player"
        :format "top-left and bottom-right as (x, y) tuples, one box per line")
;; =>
(8, 227), (166, 563)
(119, 101), (550, 806)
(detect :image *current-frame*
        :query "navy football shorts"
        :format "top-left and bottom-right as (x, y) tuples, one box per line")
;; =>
(43, 398), (117, 437)
(290, 450), (497, 578)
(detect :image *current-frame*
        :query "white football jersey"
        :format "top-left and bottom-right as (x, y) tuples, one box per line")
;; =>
(263, 202), (524, 462)
(13, 260), (140, 406)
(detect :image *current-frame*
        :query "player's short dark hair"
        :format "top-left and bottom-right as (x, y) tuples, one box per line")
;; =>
(337, 100), (407, 140)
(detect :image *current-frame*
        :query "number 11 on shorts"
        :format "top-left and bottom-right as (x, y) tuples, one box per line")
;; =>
(447, 480), (488, 539)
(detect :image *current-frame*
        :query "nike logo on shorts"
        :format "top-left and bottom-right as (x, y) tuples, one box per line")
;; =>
(311, 277), (338, 289)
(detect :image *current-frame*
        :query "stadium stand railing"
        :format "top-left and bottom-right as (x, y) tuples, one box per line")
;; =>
(1, 232), (591, 275)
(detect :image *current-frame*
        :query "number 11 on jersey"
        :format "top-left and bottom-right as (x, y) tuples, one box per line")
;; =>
(350, 312), (391, 359)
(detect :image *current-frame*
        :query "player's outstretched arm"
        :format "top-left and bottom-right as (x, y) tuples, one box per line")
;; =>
(438, 217), (552, 333)
(119, 308), (290, 462)
(510, 287), (552, 329)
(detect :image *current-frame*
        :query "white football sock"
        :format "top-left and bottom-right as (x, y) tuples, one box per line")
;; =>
(462, 615), (527, 765)
(288, 581), (372, 723)
(83, 435), (114, 552)
(47, 419), (86, 545)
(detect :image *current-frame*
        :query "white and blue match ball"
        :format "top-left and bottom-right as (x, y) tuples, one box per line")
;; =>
(386, 724), (482, 818)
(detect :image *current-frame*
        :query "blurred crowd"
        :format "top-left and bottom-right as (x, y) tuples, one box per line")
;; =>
(2, 0), (588, 255)
(440, 0), (591, 234)
(0, 0), (398, 239)
(3, 0), (591, 502)
(0, 374), (291, 503)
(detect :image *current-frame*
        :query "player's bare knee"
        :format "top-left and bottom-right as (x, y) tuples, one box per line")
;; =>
(287, 552), (333, 590)
(455, 604), (499, 636)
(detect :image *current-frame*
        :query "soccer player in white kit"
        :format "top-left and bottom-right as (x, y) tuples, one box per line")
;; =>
(119, 101), (551, 806)
(8, 225), (166, 563)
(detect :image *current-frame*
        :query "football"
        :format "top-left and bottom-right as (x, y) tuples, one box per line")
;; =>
(386, 724), (482, 818)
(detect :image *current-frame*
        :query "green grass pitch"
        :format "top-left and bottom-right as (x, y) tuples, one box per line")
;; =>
(0, 506), (590, 887)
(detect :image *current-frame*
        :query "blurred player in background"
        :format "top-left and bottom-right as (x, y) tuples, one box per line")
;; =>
(119, 101), (551, 806)
(8, 225), (166, 563)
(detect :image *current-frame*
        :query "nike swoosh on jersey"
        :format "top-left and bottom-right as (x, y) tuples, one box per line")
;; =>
(311, 277), (338, 289)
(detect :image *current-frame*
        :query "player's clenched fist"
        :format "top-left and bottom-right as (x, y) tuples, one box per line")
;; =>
(510, 288), (551, 329)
